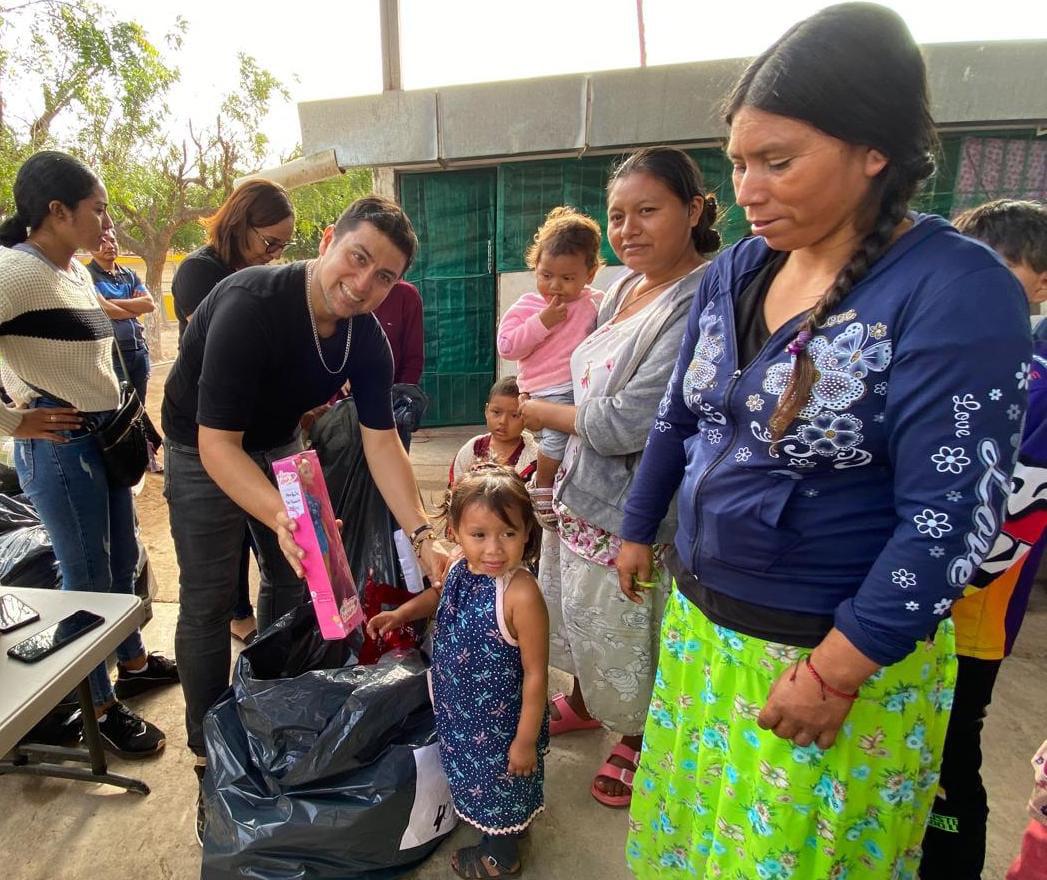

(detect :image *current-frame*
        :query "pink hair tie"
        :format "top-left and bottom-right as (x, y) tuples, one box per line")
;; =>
(786, 330), (814, 356)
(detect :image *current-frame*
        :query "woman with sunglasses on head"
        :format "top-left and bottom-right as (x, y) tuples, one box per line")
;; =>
(171, 179), (295, 645)
(616, 4), (1030, 877)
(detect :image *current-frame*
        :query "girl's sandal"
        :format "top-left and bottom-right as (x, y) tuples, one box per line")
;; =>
(451, 844), (521, 879)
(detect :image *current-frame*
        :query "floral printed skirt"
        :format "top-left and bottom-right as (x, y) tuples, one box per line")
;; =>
(539, 529), (671, 735)
(627, 589), (956, 880)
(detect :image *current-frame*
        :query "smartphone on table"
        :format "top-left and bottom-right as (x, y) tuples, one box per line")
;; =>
(0, 594), (40, 634)
(6, 610), (105, 663)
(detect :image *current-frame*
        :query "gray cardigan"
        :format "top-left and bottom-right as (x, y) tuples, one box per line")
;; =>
(556, 263), (708, 544)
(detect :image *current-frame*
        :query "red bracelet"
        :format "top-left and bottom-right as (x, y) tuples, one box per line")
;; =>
(790, 657), (859, 702)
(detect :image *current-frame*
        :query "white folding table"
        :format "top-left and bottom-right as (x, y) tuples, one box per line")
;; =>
(0, 586), (149, 794)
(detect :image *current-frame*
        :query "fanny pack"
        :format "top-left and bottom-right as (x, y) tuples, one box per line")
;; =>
(22, 344), (152, 488)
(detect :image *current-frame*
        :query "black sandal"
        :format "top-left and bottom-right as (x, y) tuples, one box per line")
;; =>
(451, 843), (521, 879)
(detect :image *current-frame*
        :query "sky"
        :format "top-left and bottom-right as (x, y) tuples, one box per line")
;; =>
(18, 0), (1047, 166)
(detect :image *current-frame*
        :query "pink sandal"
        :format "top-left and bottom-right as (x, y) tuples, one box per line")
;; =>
(590, 743), (639, 809)
(548, 692), (602, 736)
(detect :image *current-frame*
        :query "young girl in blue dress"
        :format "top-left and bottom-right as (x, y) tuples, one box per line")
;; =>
(368, 463), (549, 879)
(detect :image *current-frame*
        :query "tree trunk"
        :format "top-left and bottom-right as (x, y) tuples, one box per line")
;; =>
(143, 249), (170, 361)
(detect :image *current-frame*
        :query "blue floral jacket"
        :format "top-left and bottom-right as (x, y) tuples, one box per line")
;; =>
(621, 215), (1032, 665)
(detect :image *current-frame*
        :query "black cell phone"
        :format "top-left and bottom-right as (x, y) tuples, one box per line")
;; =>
(7, 610), (105, 663)
(0, 594), (40, 634)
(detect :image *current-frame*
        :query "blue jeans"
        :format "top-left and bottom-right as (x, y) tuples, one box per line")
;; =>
(114, 345), (149, 406)
(14, 400), (144, 708)
(165, 438), (304, 755)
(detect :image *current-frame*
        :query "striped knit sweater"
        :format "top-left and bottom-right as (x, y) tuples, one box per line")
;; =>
(0, 246), (119, 436)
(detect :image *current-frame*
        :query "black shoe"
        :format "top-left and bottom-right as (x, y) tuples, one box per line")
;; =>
(20, 704), (83, 748)
(114, 652), (179, 699)
(97, 702), (166, 758)
(195, 764), (207, 847)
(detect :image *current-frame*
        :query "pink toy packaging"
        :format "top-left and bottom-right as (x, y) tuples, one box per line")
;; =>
(273, 450), (364, 640)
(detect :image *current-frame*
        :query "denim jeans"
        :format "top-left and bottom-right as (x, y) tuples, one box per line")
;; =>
(113, 345), (149, 406)
(14, 400), (144, 708)
(165, 438), (305, 755)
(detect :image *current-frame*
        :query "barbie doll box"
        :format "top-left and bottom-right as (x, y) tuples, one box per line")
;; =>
(273, 450), (364, 640)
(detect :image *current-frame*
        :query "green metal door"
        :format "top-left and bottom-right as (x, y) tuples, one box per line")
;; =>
(400, 168), (497, 426)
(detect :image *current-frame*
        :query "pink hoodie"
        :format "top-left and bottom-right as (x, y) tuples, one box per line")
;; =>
(497, 287), (603, 393)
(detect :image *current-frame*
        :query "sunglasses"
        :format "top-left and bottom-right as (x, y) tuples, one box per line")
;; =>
(252, 227), (294, 255)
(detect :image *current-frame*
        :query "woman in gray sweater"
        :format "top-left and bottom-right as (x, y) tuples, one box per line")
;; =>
(520, 147), (719, 808)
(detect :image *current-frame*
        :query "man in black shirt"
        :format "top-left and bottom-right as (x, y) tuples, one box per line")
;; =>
(162, 196), (448, 840)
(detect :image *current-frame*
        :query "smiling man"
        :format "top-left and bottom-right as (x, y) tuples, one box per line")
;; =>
(160, 195), (448, 843)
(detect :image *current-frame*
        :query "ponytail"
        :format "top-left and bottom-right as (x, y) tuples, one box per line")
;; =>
(0, 212), (29, 248)
(693, 194), (721, 255)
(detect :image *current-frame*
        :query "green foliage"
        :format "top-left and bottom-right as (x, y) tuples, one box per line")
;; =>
(286, 167), (374, 260)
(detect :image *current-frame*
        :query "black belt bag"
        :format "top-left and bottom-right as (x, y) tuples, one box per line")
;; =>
(24, 343), (150, 488)
(96, 376), (149, 488)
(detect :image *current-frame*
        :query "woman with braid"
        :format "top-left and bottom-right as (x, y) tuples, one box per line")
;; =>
(614, 4), (1030, 878)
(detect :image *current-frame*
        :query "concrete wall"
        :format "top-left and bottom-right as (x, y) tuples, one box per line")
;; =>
(301, 41), (1047, 170)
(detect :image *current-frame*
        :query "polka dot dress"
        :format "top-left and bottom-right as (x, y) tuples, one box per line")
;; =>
(431, 560), (549, 835)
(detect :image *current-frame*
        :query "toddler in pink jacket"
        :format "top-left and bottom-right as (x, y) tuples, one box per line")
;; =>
(497, 207), (604, 524)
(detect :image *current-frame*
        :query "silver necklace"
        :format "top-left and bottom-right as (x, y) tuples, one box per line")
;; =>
(305, 259), (352, 375)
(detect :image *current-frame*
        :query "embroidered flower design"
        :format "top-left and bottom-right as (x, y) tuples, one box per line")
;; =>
(801, 488), (820, 497)
(945, 490), (962, 503)
(874, 382), (888, 396)
(707, 429), (723, 444)
(797, 412), (864, 455)
(1017, 363), (1033, 391)
(905, 601), (920, 611)
(735, 447), (752, 463)
(891, 569), (917, 589)
(746, 394), (764, 413)
(869, 322), (887, 339)
(1008, 403), (1023, 421)
(683, 306), (725, 406)
(989, 388), (1002, 401)
(933, 598), (953, 616)
(914, 509), (952, 538)
(654, 419), (671, 433)
(931, 446), (970, 475)
(929, 546), (945, 558)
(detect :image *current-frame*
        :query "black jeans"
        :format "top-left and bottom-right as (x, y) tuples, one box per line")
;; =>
(919, 655), (1002, 879)
(165, 438), (305, 756)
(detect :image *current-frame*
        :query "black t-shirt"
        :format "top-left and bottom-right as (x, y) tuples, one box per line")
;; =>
(172, 246), (232, 339)
(674, 251), (834, 647)
(162, 261), (395, 451)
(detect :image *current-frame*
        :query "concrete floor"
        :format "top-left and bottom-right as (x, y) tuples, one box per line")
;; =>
(1, 425), (1045, 879)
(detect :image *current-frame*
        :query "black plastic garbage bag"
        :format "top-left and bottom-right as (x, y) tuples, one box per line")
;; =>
(391, 383), (429, 435)
(201, 605), (457, 880)
(0, 493), (59, 587)
(309, 399), (400, 590)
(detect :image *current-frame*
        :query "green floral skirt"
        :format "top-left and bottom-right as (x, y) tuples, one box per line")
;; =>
(627, 589), (956, 880)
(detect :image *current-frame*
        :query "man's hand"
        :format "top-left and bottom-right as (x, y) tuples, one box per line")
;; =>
(274, 510), (307, 578)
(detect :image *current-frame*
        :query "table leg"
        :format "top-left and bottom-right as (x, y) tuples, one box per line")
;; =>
(0, 678), (150, 795)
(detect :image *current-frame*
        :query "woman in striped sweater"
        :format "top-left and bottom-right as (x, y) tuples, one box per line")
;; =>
(0, 151), (177, 757)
